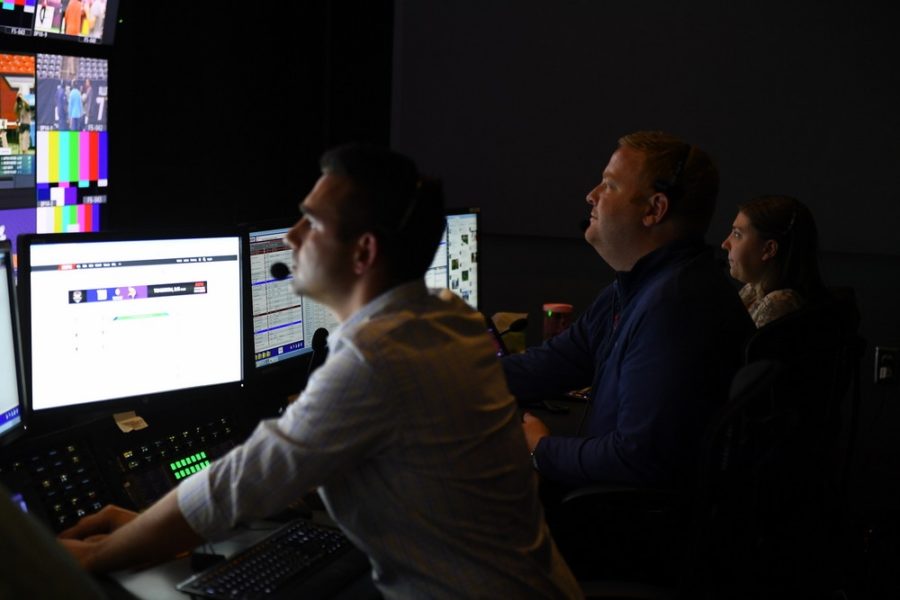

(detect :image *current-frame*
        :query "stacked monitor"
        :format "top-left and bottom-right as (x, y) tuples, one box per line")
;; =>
(0, 240), (25, 444)
(0, 1), (119, 45)
(17, 230), (244, 414)
(0, 4), (118, 268)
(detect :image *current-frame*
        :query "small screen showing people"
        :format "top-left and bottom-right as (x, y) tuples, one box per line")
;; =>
(0, 54), (37, 210)
(0, 0), (118, 45)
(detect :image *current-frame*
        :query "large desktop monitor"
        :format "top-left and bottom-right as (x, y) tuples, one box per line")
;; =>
(0, 240), (26, 444)
(18, 230), (244, 413)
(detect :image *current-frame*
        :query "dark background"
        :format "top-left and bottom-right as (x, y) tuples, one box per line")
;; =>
(109, 0), (898, 523)
(388, 0), (900, 517)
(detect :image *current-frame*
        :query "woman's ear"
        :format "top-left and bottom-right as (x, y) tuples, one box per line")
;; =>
(761, 238), (779, 261)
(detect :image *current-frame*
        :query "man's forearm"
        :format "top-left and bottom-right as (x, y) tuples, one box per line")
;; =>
(87, 490), (204, 573)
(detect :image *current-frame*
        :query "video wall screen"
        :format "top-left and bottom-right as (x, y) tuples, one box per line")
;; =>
(0, 0), (119, 45)
(0, 50), (106, 266)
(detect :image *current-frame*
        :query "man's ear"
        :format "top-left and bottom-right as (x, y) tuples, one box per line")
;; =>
(353, 232), (379, 275)
(761, 238), (779, 261)
(641, 192), (670, 227)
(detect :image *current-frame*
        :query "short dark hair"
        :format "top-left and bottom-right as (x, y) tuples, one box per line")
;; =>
(738, 195), (826, 299)
(319, 143), (446, 283)
(618, 131), (719, 235)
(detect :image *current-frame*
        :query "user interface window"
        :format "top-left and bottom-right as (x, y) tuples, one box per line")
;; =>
(27, 236), (243, 411)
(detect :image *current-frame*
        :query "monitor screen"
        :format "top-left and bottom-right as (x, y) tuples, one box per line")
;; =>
(35, 53), (109, 209)
(1, 0), (120, 45)
(426, 208), (479, 309)
(0, 50), (105, 271)
(19, 231), (244, 412)
(0, 52), (38, 209)
(0, 241), (26, 443)
(247, 223), (338, 370)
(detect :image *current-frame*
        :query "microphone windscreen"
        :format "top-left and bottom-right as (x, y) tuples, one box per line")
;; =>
(311, 327), (329, 351)
(270, 262), (291, 280)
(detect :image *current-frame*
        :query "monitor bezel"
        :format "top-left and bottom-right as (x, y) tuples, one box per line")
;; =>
(17, 228), (247, 421)
(0, 240), (28, 447)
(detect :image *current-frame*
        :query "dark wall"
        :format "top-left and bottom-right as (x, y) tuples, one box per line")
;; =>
(109, 0), (393, 230)
(392, 1), (900, 256)
(392, 1), (900, 507)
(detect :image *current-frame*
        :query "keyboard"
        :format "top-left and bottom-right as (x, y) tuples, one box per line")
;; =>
(0, 440), (112, 531)
(177, 518), (370, 599)
(0, 414), (243, 532)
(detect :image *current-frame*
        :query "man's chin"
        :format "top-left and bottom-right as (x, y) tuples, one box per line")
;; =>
(290, 280), (307, 297)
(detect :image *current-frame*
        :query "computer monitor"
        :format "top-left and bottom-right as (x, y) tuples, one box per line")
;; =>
(0, 49), (106, 273)
(247, 209), (479, 373)
(0, 52), (38, 210)
(246, 221), (338, 371)
(426, 208), (479, 309)
(35, 53), (109, 209)
(0, 240), (26, 445)
(18, 230), (244, 413)
(0, 0), (120, 45)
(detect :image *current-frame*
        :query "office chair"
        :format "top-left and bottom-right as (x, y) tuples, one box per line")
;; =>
(731, 288), (866, 596)
(551, 288), (865, 598)
(550, 360), (783, 599)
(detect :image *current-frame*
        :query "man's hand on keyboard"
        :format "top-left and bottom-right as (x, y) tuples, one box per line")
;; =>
(59, 504), (138, 541)
(58, 505), (139, 570)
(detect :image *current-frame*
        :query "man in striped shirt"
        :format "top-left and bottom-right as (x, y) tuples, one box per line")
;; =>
(59, 144), (581, 599)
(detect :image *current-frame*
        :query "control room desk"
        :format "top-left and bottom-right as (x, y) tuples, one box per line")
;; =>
(101, 398), (585, 599)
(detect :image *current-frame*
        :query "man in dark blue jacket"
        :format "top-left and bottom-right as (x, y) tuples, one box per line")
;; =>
(503, 131), (753, 489)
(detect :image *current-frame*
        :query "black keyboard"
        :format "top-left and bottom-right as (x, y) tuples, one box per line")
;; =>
(177, 518), (370, 599)
(0, 414), (243, 531)
(0, 441), (112, 531)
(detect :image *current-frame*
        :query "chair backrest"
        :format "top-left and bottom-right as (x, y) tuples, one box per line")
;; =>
(743, 287), (865, 495)
(690, 289), (866, 595)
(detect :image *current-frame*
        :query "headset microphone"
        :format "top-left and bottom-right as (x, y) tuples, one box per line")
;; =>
(307, 328), (329, 378)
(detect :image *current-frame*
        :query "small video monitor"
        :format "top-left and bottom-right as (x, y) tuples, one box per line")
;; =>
(35, 53), (109, 209)
(1, 0), (122, 45)
(0, 241), (26, 445)
(18, 230), (245, 413)
(426, 207), (479, 309)
(246, 221), (338, 372)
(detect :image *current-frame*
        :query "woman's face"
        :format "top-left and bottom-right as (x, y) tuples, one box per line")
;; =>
(721, 211), (774, 285)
